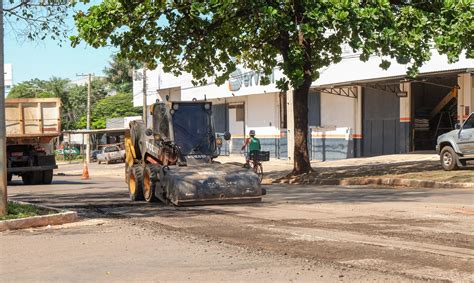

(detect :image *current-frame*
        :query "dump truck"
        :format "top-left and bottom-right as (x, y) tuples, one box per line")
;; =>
(6, 98), (61, 185)
(125, 101), (264, 206)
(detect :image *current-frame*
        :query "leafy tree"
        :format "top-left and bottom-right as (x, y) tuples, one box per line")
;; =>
(103, 54), (139, 93)
(72, 1), (472, 174)
(1, 1), (75, 216)
(4, 0), (73, 42)
(7, 79), (54, 98)
(62, 78), (109, 130)
(76, 92), (141, 129)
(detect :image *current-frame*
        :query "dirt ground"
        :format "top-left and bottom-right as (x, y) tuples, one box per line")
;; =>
(1, 219), (415, 282)
(3, 160), (474, 282)
(219, 154), (474, 185)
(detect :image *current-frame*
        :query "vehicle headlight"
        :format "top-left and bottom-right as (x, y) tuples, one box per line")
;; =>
(172, 104), (179, 110)
(204, 103), (211, 110)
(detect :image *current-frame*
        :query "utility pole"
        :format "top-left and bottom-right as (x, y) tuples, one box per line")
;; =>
(76, 73), (93, 164)
(142, 65), (147, 127)
(0, 0), (7, 216)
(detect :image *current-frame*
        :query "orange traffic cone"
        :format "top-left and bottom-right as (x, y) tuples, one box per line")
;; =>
(81, 162), (90, 180)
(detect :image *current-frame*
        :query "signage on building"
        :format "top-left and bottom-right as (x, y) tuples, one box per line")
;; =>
(228, 68), (275, 92)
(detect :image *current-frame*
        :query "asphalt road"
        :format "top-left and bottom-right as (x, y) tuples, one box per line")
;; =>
(2, 163), (473, 282)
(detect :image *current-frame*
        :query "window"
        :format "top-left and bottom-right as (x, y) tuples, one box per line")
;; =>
(229, 104), (245, 122)
(279, 92), (287, 129)
(463, 115), (474, 129)
(105, 146), (119, 152)
(308, 91), (321, 127)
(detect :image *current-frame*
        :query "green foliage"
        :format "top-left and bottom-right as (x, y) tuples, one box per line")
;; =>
(75, 93), (141, 129)
(0, 201), (47, 221)
(72, 0), (473, 88)
(103, 54), (140, 93)
(7, 79), (58, 99)
(4, 1), (74, 42)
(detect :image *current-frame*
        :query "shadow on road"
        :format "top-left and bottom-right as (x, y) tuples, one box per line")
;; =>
(273, 160), (449, 183)
(8, 180), (97, 186)
(264, 185), (444, 205)
(9, 181), (459, 220)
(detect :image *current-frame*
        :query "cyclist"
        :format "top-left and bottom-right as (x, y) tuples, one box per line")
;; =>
(241, 130), (261, 168)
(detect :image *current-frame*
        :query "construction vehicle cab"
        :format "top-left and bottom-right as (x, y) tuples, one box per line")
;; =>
(125, 101), (263, 206)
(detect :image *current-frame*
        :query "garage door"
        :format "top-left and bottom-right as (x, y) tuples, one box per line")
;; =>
(362, 87), (400, 156)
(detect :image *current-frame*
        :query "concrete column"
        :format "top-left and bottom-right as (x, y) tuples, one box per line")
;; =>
(353, 86), (363, 157)
(458, 73), (473, 123)
(286, 90), (295, 164)
(399, 82), (411, 153)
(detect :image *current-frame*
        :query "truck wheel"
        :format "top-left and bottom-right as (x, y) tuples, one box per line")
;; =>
(22, 173), (32, 185)
(42, 170), (53, 184)
(143, 165), (159, 202)
(31, 171), (43, 185)
(128, 165), (144, 201)
(440, 146), (459, 171)
(21, 172), (42, 185)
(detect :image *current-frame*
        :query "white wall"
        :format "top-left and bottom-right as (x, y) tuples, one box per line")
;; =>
(5, 64), (12, 97)
(209, 93), (280, 138)
(133, 64), (285, 106)
(320, 92), (356, 129)
(246, 93), (280, 137)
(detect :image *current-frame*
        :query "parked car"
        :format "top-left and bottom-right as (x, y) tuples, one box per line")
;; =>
(97, 145), (125, 164)
(436, 112), (474, 170)
(90, 150), (101, 162)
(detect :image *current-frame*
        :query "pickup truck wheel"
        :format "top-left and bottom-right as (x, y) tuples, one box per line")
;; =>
(440, 146), (459, 171)
(128, 165), (144, 201)
(42, 170), (53, 184)
(143, 165), (159, 202)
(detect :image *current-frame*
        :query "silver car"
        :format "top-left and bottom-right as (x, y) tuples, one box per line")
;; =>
(436, 113), (474, 170)
(97, 145), (125, 165)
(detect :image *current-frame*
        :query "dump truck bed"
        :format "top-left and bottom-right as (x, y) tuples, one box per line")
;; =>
(5, 98), (61, 143)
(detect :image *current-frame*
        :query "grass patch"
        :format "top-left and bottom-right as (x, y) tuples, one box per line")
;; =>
(383, 170), (474, 183)
(0, 202), (51, 221)
(55, 154), (84, 162)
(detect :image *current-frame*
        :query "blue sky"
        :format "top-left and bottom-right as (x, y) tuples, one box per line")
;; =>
(5, 2), (116, 84)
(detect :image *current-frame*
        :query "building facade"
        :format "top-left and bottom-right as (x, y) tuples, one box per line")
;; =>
(133, 52), (474, 162)
(5, 64), (13, 97)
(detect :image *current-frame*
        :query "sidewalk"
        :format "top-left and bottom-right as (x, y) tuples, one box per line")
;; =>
(216, 154), (474, 188)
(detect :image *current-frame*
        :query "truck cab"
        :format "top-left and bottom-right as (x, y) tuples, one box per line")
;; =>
(437, 112), (474, 170)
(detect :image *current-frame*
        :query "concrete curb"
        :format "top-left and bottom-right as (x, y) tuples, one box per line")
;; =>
(272, 176), (474, 189)
(0, 201), (78, 232)
(339, 177), (474, 189)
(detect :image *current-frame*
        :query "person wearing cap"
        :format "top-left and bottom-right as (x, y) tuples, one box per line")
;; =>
(241, 130), (261, 168)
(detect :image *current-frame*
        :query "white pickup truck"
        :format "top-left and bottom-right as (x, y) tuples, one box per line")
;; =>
(97, 145), (125, 164)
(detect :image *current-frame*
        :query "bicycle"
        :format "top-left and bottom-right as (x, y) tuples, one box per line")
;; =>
(241, 150), (267, 183)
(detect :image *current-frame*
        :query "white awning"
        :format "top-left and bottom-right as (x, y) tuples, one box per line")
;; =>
(312, 51), (473, 88)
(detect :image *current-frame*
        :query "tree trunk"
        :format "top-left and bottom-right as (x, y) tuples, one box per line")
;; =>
(292, 79), (312, 175)
(0, 0), (7, 216)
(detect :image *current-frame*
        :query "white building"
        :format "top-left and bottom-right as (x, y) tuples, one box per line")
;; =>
(5, 63), (13, 97)
(133, 52), (474, 161)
